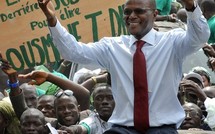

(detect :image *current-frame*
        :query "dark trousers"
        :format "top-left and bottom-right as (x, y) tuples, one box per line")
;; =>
(103, 124), (178, 134)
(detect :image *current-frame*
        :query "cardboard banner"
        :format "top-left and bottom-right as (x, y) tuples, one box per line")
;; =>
(0, 0), (126, 71)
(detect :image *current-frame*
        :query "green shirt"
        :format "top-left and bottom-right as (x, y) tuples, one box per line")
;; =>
(156, 0), (172, 15)
(45, 70), (68, 95)
(208, 15), (215, 44)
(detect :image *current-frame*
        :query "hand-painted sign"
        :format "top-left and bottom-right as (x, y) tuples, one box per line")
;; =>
(0, 0), (126, 71)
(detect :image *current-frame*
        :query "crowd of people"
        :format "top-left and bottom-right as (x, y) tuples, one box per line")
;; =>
(0, 0), (215, 133)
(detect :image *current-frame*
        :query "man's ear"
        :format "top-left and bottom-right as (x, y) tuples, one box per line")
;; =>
(78, 105), (81, 112)
(154, 10), (158, 18)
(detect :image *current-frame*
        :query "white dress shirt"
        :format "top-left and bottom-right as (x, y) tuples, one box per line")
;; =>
(49, 5), (210, 128)
(204, 97), (215, 130)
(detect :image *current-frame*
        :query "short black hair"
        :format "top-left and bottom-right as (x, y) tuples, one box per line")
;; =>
(201, 0), (215, 12)
(91, 83), (111, 100)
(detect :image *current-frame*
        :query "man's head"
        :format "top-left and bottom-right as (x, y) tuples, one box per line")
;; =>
(20, 83), (38, 108)
(201, 0), (215, 20)
(20, 108), (48, 134)
(184, 72), (204, 88)
(177, 8), (187, 23)
(92, 83), (115, 121)
(180, 103), (202, 130)
(191, 66), (211, 87)
(54, 90), (80, 126)
(37, 95), (56, 118)
(170, 2), (182, 14)
(123, 0), (158, 40)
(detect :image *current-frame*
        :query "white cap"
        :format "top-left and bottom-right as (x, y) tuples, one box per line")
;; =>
(73, 68), (101, 83)
(183, 72), (204, 87)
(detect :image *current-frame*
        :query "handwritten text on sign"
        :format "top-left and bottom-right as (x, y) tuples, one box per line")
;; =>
(0, 0), (127, 70)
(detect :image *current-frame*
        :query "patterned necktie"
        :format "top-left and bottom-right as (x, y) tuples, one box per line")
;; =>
(133, 40), (149, 132)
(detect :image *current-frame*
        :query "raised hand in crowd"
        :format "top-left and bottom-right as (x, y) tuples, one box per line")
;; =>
(81, 71), (110, 93)
(19, 70), (90, 110)
(37, 0), (57, 26)
(0, 52), (21, 97)
(203, 44), (215, 71)
(180, 79), (207, 103)
(203, 44), (215, 58)
(208, 57), (215, 71)
(0, 53), (17, 81)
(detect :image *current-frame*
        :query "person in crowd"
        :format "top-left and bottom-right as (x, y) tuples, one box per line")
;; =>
(0, 100), (21, 134)
(52, 90), (84, 129)
(180, 73), (210, 121)
(199, 86), (215, 126)
(19, 70), (90, 111)
(81, 71), (110, 93)
(80, 70), (110, 111)
(203, 89), (215, 131)
(37, 0), (211, 133)
(37, 94), (56, 118)
(183, 72), (204, 89)
(20, 108), (57, 134)
(201, 0), (215, 44)
(20, 83), (38, 108)
(72, 68), (101, 84)
(191, 66), (211, 87)
(178, 73), (204, 106)
(36, 62), (69, 95)
(177, 0), (184, 7)
(0, 53), (90, 132)
(156, 0), (172, 15)
(180, 81), (215, 130)
(54, 83), (115, 134)
(202, 44), (215, 71)
(200, 86), (215, 117)
(179, 102), (203, 130)
(155, 0), (178, 22)
(177, 8), (187, 23)
(170, 0), (183, 14)
(79, 83), (115, 134)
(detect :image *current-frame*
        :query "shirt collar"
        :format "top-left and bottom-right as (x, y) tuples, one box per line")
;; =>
(129, 28), (157, 47)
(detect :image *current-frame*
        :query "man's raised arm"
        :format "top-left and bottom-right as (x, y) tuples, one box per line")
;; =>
(37, 0), (57, 27)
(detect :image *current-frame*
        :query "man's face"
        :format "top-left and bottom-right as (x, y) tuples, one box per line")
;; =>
(123, 0), (157, 39)
(23, 89), (38, 108)
(93, 87), (115, 121)
(55, 96), (80, 126)
(37, 95), (55, 118)
(202, 75), (210, 87)
(180, 104), (202, 130)
(21, 114), (46, 134)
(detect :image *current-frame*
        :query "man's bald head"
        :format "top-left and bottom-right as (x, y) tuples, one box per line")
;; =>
(20, 108), (45, 124)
